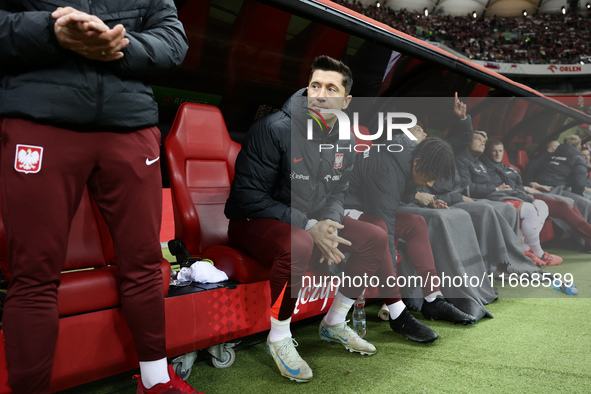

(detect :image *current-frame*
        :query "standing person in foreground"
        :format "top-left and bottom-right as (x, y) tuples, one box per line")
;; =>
(225, 56), (405, 383)
(0, 3), (201, 393)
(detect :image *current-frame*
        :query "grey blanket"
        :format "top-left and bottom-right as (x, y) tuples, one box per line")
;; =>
(457, 200), (543, 275)
(545, 186), (591, 246)
(397, 204), (497, 322)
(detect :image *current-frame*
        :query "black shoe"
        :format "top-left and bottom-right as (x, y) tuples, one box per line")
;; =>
(389, 308), (439, 343)
(421, 297), (476, 325)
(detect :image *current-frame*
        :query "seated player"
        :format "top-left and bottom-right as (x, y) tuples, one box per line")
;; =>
(483, 139), (591, 254)
(456, 131), (562, 266)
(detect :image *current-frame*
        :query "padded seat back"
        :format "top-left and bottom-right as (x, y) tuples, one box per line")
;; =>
(165, 103), (241, 255)
(502, 149), (521, 175)
(515, 149), (530, 173)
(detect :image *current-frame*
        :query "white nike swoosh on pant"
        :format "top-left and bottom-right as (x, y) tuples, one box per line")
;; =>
(146, 157), (160, 165)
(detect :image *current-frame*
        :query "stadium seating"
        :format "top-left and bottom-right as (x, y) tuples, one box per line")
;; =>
(165, 103), (271, 284)
(515, 149), (530, 173)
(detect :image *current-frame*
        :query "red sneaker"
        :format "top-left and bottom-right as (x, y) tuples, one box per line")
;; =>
(524, 250), (545, 267)
(539, 252), (563, 266)
(135, 365), (204, 394)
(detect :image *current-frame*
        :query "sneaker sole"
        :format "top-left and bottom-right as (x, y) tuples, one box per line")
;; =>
(266, 343), (313, 383)
(319, 336), (376, 355)
(423, 316), (476, 325)
(281, 373), (312, 383)
(397, 332), (439, 344)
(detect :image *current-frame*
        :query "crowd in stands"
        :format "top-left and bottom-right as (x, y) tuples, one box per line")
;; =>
(336, 0), (591, 65)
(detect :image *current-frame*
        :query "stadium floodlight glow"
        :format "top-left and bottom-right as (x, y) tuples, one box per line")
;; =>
(472, 11), (477, 18)
(522, 10), (527, 16)
(376, 1), (380, 7)
(587, 3), (591, 9)
(424, 7), (429, 16)
(561, 6), (566, 14)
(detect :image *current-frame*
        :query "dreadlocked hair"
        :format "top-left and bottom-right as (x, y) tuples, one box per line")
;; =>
(412, 137), (456, 182)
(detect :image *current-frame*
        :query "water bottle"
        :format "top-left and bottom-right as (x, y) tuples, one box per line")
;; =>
(352, 295), (367, 338)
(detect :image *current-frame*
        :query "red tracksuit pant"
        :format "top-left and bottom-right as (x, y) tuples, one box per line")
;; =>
(228, 215), (401, 321)
(0, 118), (166, 393)
(535, 195), (591, 246)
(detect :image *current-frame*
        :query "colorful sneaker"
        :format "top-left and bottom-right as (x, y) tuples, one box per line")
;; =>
(319, 319), (376, 355)
(134, 365), (204, 394)
(266, 337), (313, 383)
(539, 252), (563, 266)
(525, 250), (546, 267)
(552, 280), (578, 295)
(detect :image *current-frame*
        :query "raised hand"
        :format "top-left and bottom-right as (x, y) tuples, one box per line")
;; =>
(453, 92), (467, 120)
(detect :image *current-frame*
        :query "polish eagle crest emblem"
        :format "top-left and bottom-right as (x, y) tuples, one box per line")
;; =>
(15, 144), (43, 174)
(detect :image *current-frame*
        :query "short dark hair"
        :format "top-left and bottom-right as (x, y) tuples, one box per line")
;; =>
(309, 55), (353, 95)
(412, 137), (455, 181)
(485, 139), (503, 155)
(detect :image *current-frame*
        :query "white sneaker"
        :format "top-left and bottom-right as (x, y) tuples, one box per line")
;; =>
(266, 337), (313, 383)
(319, 319), (376, 355)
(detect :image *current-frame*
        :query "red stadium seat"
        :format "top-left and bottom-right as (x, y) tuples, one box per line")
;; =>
(165, 103), (270, 283)
(502, 149), (521, 175)
(515, 149), (530, 173)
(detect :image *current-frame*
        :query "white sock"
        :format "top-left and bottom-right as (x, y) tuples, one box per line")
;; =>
(424, 291), (443, 302)
(269, 316), (292, 343)
(139, 357), (170, 389)
(387, 300), (406, 320)
(520, 202), (545, 257)
(324, 292), (355, 325)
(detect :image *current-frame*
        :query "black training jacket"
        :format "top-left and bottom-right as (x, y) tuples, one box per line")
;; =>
(225, 88), (356, 229)
(457, 150), (532, 202)
(481, 155), (526, 192)
(426, 115), (474, 205)
(0, 0), (188, 128)
(523, 151), (552, 186)
(455, 150), (497, 198)
(346, 133), (416, 258)
(534, 144), (588, 195)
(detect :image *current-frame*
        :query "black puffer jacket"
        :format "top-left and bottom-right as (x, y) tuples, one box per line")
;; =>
(225, 88), (356, 229)
(535, 144), (588, 195)
(456, 150), (497, 198)
(481, 155), (525, 192)
(346, 133), (416, 257)
(425, 115), (474, 205)
(523, 151), (552, 186)
(0, 0), (188, 128)
(457, 150), (533, 202)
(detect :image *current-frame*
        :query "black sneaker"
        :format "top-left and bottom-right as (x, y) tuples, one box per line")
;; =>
(421, 297), (476, 325)
(389, 308), (438, 343)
